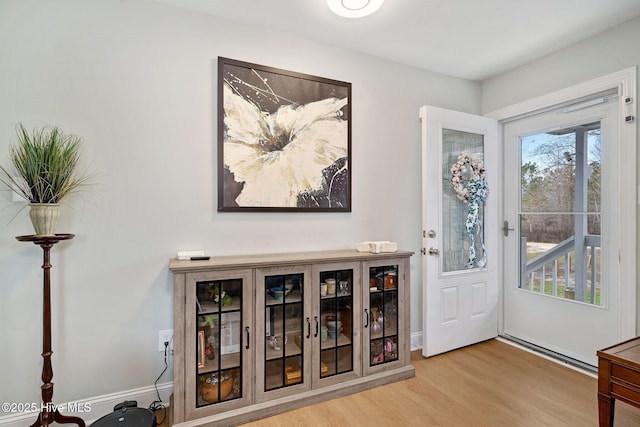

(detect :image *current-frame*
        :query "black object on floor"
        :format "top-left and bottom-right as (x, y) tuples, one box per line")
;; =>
(90, 401), (156, 427)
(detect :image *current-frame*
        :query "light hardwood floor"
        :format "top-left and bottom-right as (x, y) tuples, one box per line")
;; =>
(162, 339), (640, 426)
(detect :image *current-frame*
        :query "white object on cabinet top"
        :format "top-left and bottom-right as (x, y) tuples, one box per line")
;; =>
(355, 241), (398, 254)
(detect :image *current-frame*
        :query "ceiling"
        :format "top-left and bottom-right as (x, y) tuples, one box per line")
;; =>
(153, 0), (640, 81)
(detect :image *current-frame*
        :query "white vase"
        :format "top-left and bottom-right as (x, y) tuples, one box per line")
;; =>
(29, 203), (61, 236)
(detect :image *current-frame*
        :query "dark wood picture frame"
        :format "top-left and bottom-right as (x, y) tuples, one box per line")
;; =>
(218, 57), (352, 212)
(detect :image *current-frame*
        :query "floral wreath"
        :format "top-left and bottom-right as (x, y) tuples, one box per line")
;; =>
(450, 151), (487, 203)
(450, 151), (489, 268)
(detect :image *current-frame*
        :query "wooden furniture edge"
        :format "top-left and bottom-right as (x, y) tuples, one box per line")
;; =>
(597, 336), (640, 426)
(172, 272), (187, 424)
(597, 337), (640, 367)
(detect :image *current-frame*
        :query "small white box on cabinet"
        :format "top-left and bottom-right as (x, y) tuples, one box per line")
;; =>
(355, 241), (398, 253)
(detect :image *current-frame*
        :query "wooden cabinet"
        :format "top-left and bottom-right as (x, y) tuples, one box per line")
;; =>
(170, 250), (414, 426)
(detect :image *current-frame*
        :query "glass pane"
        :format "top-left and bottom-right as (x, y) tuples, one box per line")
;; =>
(265, 360), (284, 389)
(519, 123), (602, 305)
(368, 265), (399, 367)
(383, 336), (398, 362)
(264, 273), (304, 391)
(383, 291), (398, 336)
(319, 268), (354, 379)
(442, 129), (486, 272)
(336, 346), (353, 374)
(196, 278), (243, 407)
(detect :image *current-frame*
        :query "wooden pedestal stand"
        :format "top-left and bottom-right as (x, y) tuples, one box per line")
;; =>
(16, 234), (85, 427)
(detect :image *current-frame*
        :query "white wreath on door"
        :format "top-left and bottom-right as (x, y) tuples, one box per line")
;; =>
(450, 151), (489, 268)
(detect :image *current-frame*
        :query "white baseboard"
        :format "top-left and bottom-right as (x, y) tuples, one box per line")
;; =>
(410, 331), (423, 351)
(0, 382), (173, 426)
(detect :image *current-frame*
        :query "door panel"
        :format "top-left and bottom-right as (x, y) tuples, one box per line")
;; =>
(503, 99), (619, 366)
(471, 281), (488, 318)
(184, 270), (253, 420)
(363, 258), (408, 375)
(441, 286), (457, 324)
(254, 265), (312, 403)
(420, 105), (499, 357)
(312, 261), (362, 388)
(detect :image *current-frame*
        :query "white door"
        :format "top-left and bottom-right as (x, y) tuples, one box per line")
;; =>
(502, 98), (623, 367)
(420, 105), (499, 357)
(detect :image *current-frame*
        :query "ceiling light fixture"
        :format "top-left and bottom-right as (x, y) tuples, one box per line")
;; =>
(327, 0), (384, 18)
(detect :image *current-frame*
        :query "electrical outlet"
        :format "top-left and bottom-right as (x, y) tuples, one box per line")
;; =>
(158, 329), (173, 352)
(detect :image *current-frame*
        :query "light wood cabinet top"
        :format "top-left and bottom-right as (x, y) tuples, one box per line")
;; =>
(169, 249), (413, 272)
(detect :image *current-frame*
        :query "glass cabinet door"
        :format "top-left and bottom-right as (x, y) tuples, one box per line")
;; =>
(184, 270), (252, 419)
(319, 269), (353, 378)
(313, 262), (361, 386)
(367, 264), (400, 367)
(263, 273), (305, 391)
(194, 278), (243, 408)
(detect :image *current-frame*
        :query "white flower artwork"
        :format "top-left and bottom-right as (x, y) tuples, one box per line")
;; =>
(218, 58), (351, 211)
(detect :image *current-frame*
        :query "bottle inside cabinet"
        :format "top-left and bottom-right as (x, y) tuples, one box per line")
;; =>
(368, 265), (399, 366)
(196, 279), (243, 407)
(319, 269), (354, 377)
(264, 274), (304, 391)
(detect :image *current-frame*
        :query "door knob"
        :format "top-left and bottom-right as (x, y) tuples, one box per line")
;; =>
(428, 247), (440, 256)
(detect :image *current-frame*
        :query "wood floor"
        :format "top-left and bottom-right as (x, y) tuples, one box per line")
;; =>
(162, 339), (640, 426)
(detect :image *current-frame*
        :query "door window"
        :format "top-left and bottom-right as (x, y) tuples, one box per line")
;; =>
(442, 129), (485, 272)
(520, 123), (602, 305)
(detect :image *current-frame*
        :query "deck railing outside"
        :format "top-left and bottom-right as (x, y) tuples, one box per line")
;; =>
(520, 235), (601, 304)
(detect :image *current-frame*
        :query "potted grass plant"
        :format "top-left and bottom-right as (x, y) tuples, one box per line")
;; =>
(0, 123), (93, 236)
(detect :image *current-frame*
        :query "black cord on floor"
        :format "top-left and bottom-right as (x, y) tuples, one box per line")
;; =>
(148, 341), (170, 425)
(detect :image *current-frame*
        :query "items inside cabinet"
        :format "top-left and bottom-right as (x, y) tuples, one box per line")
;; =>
(368, 265), (399, 366)
(196, 279), (243, 407)
(264, 274), (304, 390)
(319, 269), (354, 377)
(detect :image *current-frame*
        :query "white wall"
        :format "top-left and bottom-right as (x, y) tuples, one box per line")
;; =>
(482, 15), (640, 330)
(482, 16), (640, 112)
(0, 0), (481, 409)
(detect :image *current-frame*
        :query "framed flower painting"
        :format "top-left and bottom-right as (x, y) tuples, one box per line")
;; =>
(217, 57), (352, 212)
